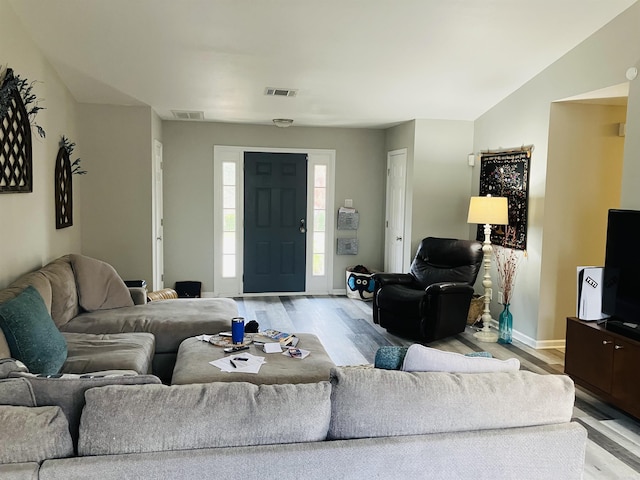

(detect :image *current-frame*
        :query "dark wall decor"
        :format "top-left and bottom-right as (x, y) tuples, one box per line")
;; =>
(477, 147), (532, 250)
(55, 136), (86, 229)
(0, 65), (45, 194)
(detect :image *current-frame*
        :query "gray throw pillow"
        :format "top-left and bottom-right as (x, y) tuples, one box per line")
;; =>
(0, 286), (67, 375)
(70, 254), (134, 311)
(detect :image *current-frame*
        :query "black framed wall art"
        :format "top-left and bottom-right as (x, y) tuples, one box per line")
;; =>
(477, 148), (531, 250)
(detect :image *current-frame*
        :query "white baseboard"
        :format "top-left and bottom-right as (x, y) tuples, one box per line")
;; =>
(511, 328), (566, 349)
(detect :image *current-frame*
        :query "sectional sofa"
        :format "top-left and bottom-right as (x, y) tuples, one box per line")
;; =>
(0, 254), (238, 382)
(0, 365), (587, 480)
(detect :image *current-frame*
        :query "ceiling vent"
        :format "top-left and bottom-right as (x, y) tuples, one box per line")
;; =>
(264, 87), (297, 97)
(171, 110), (204, 121)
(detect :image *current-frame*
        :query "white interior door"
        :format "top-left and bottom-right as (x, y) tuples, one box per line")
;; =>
(385, 149), (408, 272)
(152, 140), (164, 290)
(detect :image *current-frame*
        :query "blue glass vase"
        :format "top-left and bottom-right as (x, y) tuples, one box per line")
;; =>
(498, 303), (512, 344)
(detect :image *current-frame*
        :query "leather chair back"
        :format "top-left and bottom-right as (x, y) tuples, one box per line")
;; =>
(410, 237), (483, 288)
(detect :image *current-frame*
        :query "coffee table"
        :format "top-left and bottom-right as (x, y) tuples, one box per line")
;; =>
(170, 333), (335, 385)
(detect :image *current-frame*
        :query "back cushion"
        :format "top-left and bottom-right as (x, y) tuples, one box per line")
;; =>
(0, 378), (36, 406)
(79, 381), (331, 455)
(328, 367), (575, 440)
(0, 405), (73, 464)
(40, 256), (80, 327)
(12, 372), (161, 447)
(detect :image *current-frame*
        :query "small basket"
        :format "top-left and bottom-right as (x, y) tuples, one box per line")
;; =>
(467, 295), (485, 325)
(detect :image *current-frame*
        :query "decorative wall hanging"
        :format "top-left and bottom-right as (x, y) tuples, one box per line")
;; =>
(477, 147), (532, 250)
(55, 136), (85, 229)
(0, 65), (45, 193)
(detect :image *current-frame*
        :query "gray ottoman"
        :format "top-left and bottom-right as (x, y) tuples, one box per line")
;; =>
(171, 333), (335, 385)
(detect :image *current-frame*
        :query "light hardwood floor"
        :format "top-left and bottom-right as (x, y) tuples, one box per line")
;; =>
(235, 294), (640, 480)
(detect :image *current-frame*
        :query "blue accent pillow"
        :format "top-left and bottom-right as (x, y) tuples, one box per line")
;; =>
(0, 286), (67, 375)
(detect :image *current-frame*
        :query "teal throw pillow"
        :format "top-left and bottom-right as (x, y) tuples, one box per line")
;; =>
(0, 286), (67, 375)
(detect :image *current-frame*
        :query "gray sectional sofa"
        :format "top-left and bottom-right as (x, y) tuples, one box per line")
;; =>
(0, 254), (239, 381)
(0, 366), (587, 480)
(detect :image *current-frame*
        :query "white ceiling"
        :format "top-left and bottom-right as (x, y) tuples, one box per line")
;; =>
(9, 0), (638, 128)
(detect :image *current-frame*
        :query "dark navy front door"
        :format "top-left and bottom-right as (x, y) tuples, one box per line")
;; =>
(243, 152), (307, 293)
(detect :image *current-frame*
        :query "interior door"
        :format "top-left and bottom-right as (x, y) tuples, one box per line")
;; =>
(385, 149), (408, 272)
(152, 140), (164, 290)
(243, 152), (307, 293)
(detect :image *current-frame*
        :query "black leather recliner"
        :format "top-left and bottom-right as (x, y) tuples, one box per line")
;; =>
(373, 237), (483, 342)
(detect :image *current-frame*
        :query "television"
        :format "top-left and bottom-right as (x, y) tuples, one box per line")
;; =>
(602, 209), (640, 329)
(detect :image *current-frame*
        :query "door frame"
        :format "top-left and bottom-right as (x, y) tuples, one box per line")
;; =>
(214, 145), (336, 296)
(384, 148), (411, 272)
(152, 139), (164, 291)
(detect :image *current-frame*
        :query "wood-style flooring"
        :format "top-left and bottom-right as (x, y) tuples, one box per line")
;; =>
(234, 294), (640, 480)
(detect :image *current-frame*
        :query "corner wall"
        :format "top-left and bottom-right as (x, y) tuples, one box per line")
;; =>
(77, 104), (154, 282)
(473, 3), (640, 345)
(0, 1), (81, 288)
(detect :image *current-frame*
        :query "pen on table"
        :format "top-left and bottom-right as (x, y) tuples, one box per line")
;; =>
(233, 357), (248, 361)
(230, 359), (237, 368)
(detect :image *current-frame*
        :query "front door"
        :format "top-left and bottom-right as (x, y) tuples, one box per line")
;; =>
(243, 152), (307, 293)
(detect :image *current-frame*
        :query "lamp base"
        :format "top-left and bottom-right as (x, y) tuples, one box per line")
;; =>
(473, 330), (499, 343)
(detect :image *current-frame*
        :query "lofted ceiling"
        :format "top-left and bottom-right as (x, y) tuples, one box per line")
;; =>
(9, 0), (638, 128)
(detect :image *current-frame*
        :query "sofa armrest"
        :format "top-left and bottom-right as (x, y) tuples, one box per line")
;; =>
(128, 287), (147, 305)
(372, 273), (414, 288)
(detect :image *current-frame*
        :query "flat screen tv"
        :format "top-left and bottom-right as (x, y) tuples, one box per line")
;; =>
(602, 209), (640, 325)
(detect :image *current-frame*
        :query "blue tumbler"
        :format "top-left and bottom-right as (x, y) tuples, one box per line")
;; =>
(231, 317), (245, 344)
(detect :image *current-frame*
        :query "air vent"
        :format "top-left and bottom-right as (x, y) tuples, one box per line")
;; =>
(264, 87), (297, 97)
(171, 110), (204, 121)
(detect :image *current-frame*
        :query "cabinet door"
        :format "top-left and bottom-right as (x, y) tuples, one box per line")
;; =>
(565, 319), (614, 393)
(612, 338), (640, 418)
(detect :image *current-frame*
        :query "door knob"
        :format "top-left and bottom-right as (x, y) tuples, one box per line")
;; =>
(396, 236), (402, 241)
(299, 219), (306, 233)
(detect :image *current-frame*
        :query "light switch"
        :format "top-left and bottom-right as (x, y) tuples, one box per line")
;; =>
(345, 199), (353, 208)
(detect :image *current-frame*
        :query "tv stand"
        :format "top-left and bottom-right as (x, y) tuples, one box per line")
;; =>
(565, 317), (640, 419)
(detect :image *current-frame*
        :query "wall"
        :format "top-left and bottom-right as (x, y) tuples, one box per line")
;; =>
(161, 121), (386, 293)
(473, 3), (640, 345)
(543, 102), (625, 340)
(77, 104), (154, 283)
(0, 1), (81, 288)
(411, 119), (474, 253)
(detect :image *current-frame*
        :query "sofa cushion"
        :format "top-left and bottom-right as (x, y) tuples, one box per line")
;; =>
(328, 367), (575, 440)
(0, 286), (67, 375)
(401, 344), (519, 373)
(61, 297), (239, 354)
(0, 378), (36, 406)
(0, 405), (73, 464)
(78, 381), (332, 455)
(11, 371), (161, 447)
(70, 254), (134, 311)
(0, 358), (28, 379)
(39, 256), (80, 327)
(61, 332), (155, 375)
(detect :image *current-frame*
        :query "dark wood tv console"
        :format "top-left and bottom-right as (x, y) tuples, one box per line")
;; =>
(565, 317), (640, 419)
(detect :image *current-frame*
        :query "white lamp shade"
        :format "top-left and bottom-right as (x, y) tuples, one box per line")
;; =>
(467, 196), (509, 225)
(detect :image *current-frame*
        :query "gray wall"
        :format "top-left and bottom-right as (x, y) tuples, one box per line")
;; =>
(161, 121), (386, 293)
(78, 104), (154, 282)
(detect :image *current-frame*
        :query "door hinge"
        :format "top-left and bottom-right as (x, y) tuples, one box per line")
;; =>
(161, 218), (164, 227)
(161, 274), (164, 281)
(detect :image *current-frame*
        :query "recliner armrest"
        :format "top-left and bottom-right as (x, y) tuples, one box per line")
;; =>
(373, 273), (414, 287)
(424, 282), (474, 295)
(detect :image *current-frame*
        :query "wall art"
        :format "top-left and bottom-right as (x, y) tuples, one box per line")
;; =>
(0, 65), (45, 193)
(477, 148), (531, 250)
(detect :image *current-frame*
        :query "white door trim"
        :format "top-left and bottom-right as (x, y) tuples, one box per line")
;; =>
(385, 148), (409, 272)
(213, 145), (336, 296)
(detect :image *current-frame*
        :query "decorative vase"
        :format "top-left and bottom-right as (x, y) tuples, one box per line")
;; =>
(498, 303), (512, 344)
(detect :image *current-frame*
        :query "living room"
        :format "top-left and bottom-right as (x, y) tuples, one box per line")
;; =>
(1, 2), (640, 350)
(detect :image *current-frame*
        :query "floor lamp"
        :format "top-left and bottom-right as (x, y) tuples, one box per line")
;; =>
(467, 195), (509, 343)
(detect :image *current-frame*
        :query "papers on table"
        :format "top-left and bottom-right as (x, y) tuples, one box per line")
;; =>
(196, 334), (214, 343)
(209, 353), (265, 374)
(282, 348), (310, 360)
